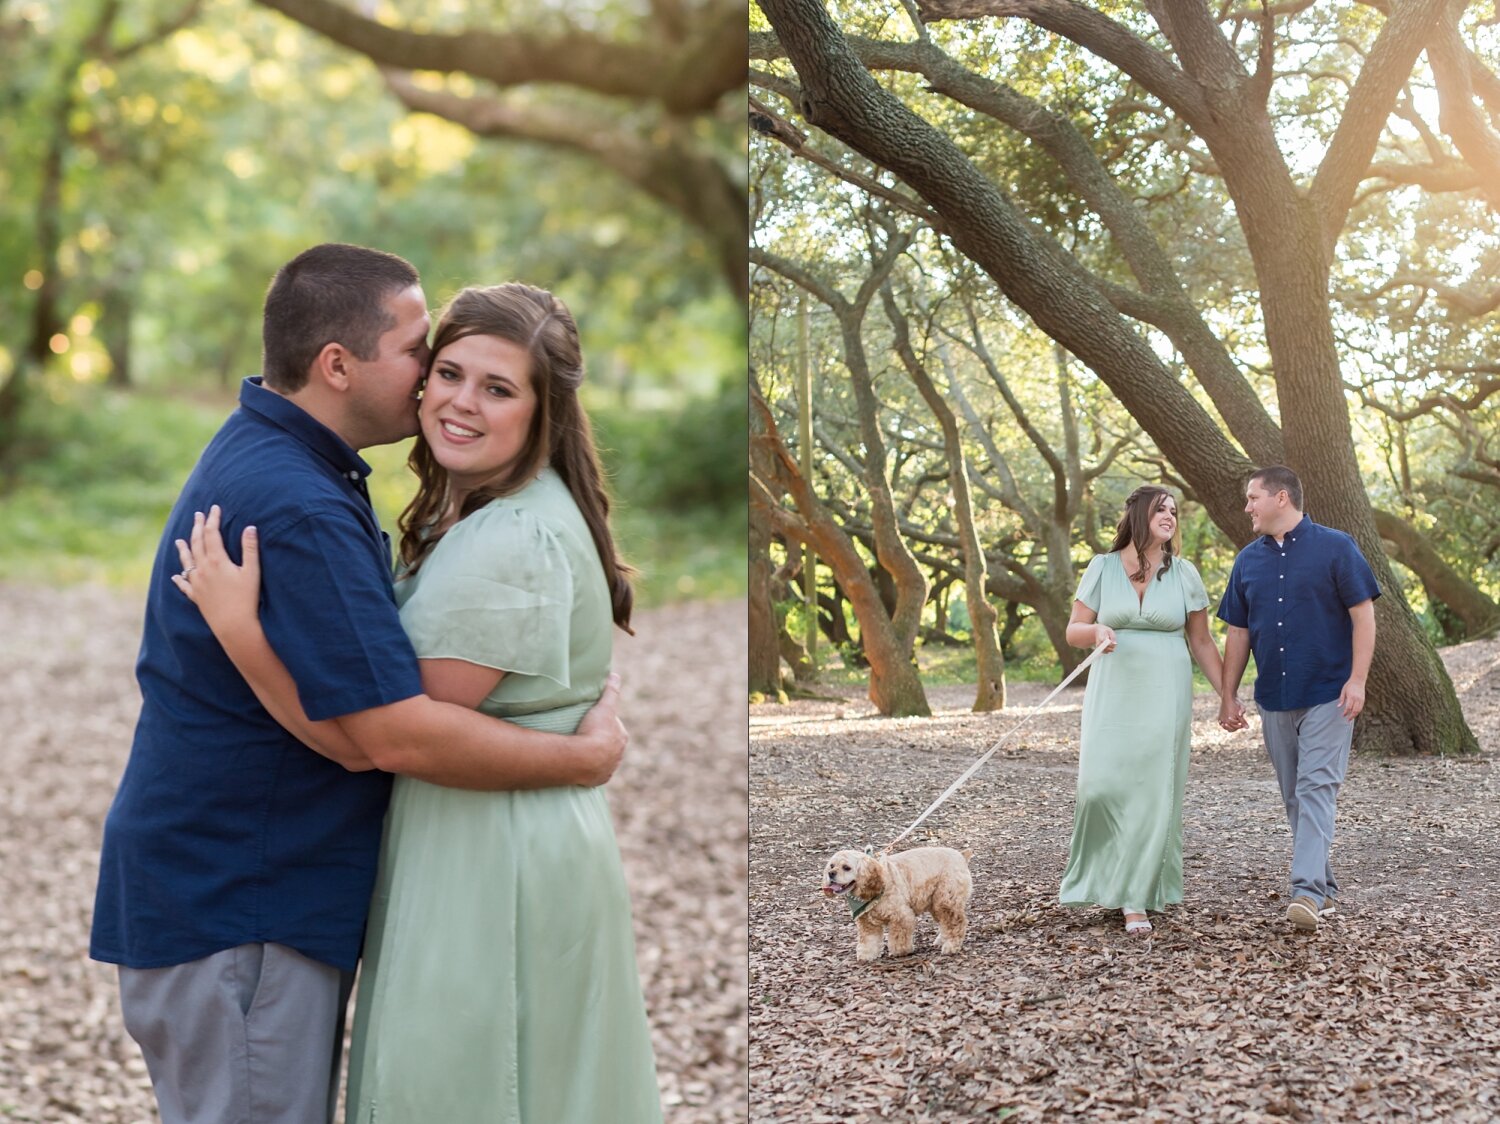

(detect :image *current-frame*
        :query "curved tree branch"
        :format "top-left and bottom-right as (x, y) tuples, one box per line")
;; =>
(253, 0), (744, 113)
(1310, 0), (1452, 248)
(917, 0), (1211, 128)
(1427, 2), (1500, 211)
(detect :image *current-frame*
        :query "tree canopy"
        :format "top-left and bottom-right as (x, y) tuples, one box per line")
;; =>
(750, 0), (1498, 752)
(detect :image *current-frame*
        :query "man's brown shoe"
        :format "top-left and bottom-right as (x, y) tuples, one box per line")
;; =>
(1287, 895), (1320, 931)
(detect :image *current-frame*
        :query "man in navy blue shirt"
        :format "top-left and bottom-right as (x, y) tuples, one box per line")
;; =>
(1217, 465), (1379, 933)
(91, 244), (628, 1123)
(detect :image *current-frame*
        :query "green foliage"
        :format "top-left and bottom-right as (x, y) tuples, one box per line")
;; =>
(2, 0), (740, 413)
(0, 381), (744, 605)
(592, 375), (747, 511)
(0, 0), (746, 608)
(0, 383), (225, 587)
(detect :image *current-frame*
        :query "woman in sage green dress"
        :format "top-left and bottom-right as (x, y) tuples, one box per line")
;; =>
(342, 283), (658, 1121)
(177, 284), (661, 1122)
(1059, 485), (1229, 936)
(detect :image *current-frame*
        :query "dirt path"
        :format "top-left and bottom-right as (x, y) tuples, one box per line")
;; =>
(0, 584), (747, 1123)
(750, 642), (1500, 1122)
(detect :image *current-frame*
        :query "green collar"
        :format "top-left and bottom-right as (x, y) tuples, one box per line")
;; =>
(848, 893), (882, 921)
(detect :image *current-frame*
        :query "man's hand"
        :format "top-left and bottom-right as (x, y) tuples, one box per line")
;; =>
(574, 672), (628, 786)
(1218, 694), (1248, 731)
(1338, 678), (1366, 721)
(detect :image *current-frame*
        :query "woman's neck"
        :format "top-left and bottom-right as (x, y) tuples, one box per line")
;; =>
(1127, 543), (1163, 567)
(440, 489), (468, 531)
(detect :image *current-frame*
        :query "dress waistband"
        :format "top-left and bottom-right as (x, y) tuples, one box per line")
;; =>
(491, 699), (596, 735)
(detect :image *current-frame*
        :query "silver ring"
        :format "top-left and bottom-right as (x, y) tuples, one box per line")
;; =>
(181, 566), (196, 577)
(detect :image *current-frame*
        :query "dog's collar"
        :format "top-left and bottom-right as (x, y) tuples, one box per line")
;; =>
(848, 893), (881, 921)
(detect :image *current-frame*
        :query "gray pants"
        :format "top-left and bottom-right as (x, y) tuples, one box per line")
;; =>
(119, 943), (354, 1124)
(1260, 699), (1353, 905)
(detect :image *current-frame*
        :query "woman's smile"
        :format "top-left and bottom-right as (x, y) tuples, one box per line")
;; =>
(419, 333), (537, 493)
(437, 418), (484, 443)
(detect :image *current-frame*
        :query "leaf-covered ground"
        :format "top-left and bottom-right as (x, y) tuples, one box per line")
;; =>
(0, 584), (747, 1124)
(750, 641), (1500, 1122)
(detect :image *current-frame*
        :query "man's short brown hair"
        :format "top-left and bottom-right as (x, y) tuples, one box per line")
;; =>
(1249, 465), (1303, 510)
(261, 244), (420, 392)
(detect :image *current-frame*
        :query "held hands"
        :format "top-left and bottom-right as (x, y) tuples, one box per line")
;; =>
(171, 505), (263, 638)
(574, 672), (629, 786)
(1338, 678), (1366, 721)
(1093, 624), (1117, 654)
(1217, 694), (1248, 732)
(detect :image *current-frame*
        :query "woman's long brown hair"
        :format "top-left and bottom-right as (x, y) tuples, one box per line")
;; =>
(1108, 485), (1179, 583)
(398, 284), (635, 632)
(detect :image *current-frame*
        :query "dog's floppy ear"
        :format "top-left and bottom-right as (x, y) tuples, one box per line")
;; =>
(854, 852), (885, 898)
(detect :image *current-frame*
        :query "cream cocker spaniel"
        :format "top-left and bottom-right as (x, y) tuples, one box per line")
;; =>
(821, 846), (972, 961)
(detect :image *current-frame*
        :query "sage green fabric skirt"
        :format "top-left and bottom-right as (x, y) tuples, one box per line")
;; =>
(1057, 613), (1195, 912)
(346, 702), (662, 1123)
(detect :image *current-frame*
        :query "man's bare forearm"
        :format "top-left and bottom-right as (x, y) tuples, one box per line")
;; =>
(1221, 627), (1250, 698)
(1348, 601), (1375, 685)
(336, 695), (616, 790)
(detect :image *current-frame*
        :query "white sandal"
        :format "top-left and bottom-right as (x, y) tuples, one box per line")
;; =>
(1123, 908), (1152, 936)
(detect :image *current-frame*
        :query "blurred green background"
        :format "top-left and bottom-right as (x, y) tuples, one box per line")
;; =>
(0, 0), (747, 605)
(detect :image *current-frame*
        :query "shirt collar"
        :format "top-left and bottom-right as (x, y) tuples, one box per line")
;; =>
(1260, 513), (1312, 549)
(239, 376), (372, 484)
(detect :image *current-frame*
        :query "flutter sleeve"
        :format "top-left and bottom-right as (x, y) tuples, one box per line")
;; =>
(1073, 554), (1107, 612)
(1178, 556), (1210, 613)
(397, 504), (575, 688)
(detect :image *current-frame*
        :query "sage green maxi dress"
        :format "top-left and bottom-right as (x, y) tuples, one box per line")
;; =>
(1057, 552), (1208, 913)
(346, 468), (661, 1124)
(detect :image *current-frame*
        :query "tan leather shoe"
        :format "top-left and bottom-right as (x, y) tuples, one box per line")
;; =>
(1287, 895), (1320, 931)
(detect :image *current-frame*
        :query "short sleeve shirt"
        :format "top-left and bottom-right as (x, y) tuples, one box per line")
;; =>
(90, 378), (424, 972)
(1216, 516), (1380, 712)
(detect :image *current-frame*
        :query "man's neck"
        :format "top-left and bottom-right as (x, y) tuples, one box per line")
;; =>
(274, 382), (359, 450)
(1271, 512), (1304, 545)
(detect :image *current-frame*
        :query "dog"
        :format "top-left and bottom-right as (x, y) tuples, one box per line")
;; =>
(821, 847), (972, 960)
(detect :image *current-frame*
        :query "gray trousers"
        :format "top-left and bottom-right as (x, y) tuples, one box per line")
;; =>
(1260, 699), (1353, 905)
(119, 943), (354, 1124)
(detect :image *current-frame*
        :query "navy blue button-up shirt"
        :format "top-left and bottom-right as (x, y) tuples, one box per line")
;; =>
(1217, 515), (1380, 712)
(91, 378), (423, 972)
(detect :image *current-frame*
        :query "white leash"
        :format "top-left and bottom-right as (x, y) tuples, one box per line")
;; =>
(882, 639), (1110, 852)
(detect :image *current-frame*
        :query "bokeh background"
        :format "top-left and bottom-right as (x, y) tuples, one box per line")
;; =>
(1, 0), (746, 600)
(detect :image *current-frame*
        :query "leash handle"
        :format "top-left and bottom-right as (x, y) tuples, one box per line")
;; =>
(882, 639), (1109, 852)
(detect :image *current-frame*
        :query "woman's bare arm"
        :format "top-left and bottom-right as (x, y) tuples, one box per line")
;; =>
(1066, 599), (1116, 652)
(1184, 608), (1226, 696)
